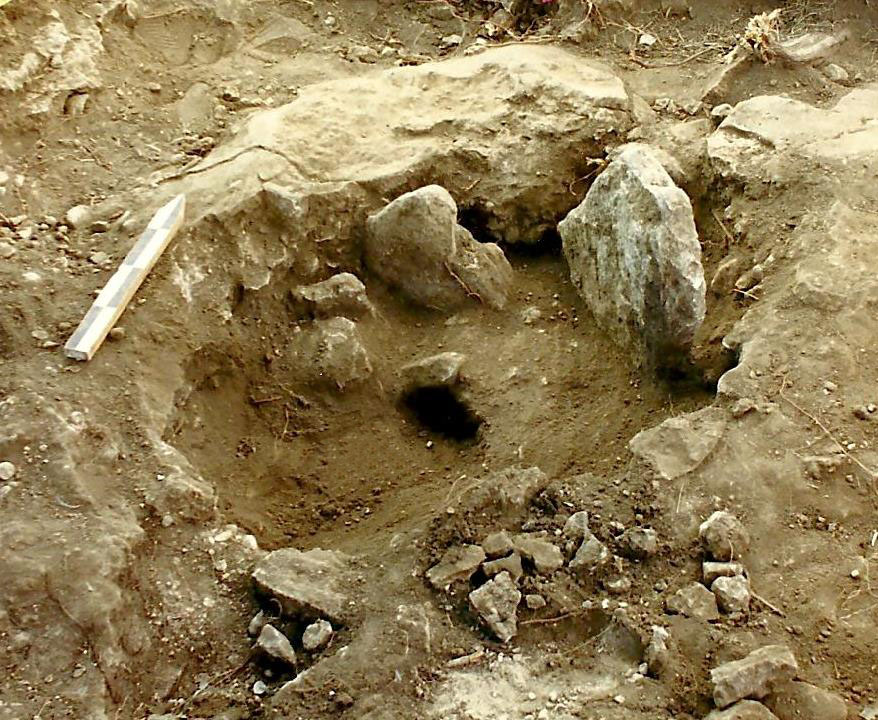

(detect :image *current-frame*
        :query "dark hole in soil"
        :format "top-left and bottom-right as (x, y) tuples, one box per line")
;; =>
(403, 386), (482, 441)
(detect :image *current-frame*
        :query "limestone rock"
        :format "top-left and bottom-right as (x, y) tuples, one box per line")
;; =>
(146, 471), (217, 522)
(256, 624), (297, 668)
(711, 645), (799, 709)
(469, 571), (521, 643)
(559, 143), (705, 367)
(764, 681), (847, 720)
(666, 582), (720, 620)
(700, 510), (750, 561)
(512, 535), (563, 574)
(629, 406), (727, 481)
(621, 527), (658, 559)
(607, 142), (686, 187)
(365, 185), (513, 311)
(288, 317), (372, 389)
(400, 352), (466, 392)
(483, 552), (523, 581)
(704, 561), (745, 585)
(562, 511), (590, 541)
(248, 610), (267, 637)
(455, 466), (548, 516)
(482, 531), (515, 558)
(252, 547), (355, 624)
(712, 575), (751, 613)
(302, 619), (333, 651)
(290, 273), (373, 320)
(705, 700), (780, 720)
(525, 594), (546, 610)
(426, 544), (486, 589)
(569, 533), (610, 571)
(645, 625), (671, 677)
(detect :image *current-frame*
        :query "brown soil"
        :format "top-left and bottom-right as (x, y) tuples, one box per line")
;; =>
(2, 1), (878, 719)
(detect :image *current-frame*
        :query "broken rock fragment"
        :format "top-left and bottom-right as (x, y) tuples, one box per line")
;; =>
(621, 527), (658, 559)
(512, 535), (563, 575)
(704, 561), (745, 585)
(290, 273), (373, 320)
(705, 700), (780, 720)
(302, 619), (333, 651)
(365, 185), (513, 311)
(711, 645), (799, 709)
(645, 625), (671, 677)
(764, 681), (847, 720)
(569, 533), (610, 572)
(469, 571), (521, 643)
(666, 582), (720, 621)
(700, 510), (750, 561)
(256, 624), (297, 668)
(562, 511), (590, 541)
(252, 547), (354, 624)
(712, 575), (751, 614)
(288, 317), (372, 389)
(400, 352), (466, 392)
(483, 552), (524, 581)
(559, 143), (705, 367)
(426, 544), (486, 589)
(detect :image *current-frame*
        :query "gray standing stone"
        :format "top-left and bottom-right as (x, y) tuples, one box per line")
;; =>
(712, 575), (751, 613)
(302, 619), (334, 651)
(700, 511), (750, 561)
(365, 185), (513, 311)
(256, 624), (297, 668)
(666, 582), (720, 621)
(764, 681), (847, 720)
(469, 571), (521, 643)
(252, 547), (354, 624)
(290, 273), (373, 320)
(705, 700), (780, 719)
(558, 144), (705, 367)
(426, 544), (486, 589)
(400, 352), (466, 392)
(711, 645), (799, 709)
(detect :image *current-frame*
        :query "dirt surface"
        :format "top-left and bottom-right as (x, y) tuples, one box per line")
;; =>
(2, 1), (878, 719)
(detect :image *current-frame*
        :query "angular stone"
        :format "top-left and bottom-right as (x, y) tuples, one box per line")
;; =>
(562, 511), (590, 541)
(621, 527), (658, 559)
(252, 547), (354, 624)
(365, 185), (513, 311)
(302, 619), (333, 651)
(703, 561), (745, 585)
(248, 610), (267, 637)
(666, 582), (720, 620)
(512, 535), (563, 574)
(256, 624), (297, 668)
(400, 352), (466, 392)
(287, 317), (372, 389)
(711, 645), (799, 709)
(455, 466), (548, 515)
(426, 544), (486, 589)
(700, 510), (750, 561)
(705, 700), (780, 720)
(629, 407), (727, 481)
(482, 531), (515, 559)
(290, 273), (373, 320)
(764, 681), (847, 720)
(712, 575), (751, 614)
(525, 594), (546, 610)
(645, 625), (671, 677)
(569, 533), (610, 572)
(469, 571), (521, 643)
(483, 552), (523, 581)
(559, 143), (706, 367)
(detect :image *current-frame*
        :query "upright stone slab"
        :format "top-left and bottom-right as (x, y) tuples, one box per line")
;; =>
(559, 144), (706, 367)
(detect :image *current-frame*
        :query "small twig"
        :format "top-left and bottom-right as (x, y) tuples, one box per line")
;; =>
(732, 287), (761, 301)
(444, 262), (483, 303)
(250, 395), (281, 405)
(463, 178), (480, 193)
(520, 610), (581, 626)
(446, 649), (486, 668)
(752, 591), (786, 617)
(712, 209), (736, 249)
(629, 46), (716, 69)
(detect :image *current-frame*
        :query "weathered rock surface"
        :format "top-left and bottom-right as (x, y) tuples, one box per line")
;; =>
(365, 185), (513, 311)
(482, 530), (515, 558)
(559, 143), (706, 367)
(621, 527), (658, 559)
(712, 575), (751, 613)
(569, 533), (611, 571)
(302, 619), (334, 652)
(256, 624), (297, 667)
(482, 552), (524, 581)
(290, 273), (373, 320)
(700, 511), (750, 561)
(454, 466), (548, 516)
(704, 561), (745, 585)
(287, 317), (372, 389)
(711, 645), (799, 709)
(469, 571), (521, 643)
(512, 535), (563, 574)
(645, 625), (671, 677)
(666, 582), (720, 620)
(629, 406), (727, 481)
(562, 511), (590, 541)
(400, 352), (466, 392)
(252, 547), (355, 624)
(764, 681), (847, 720)
(426, 545), (486, 589)
(705, 700), (780, 720)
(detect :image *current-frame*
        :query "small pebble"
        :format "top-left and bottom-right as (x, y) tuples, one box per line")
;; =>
(253, 680), (267, 695)
(0, 461), (16, 481)
(109, 327), (126, 341)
